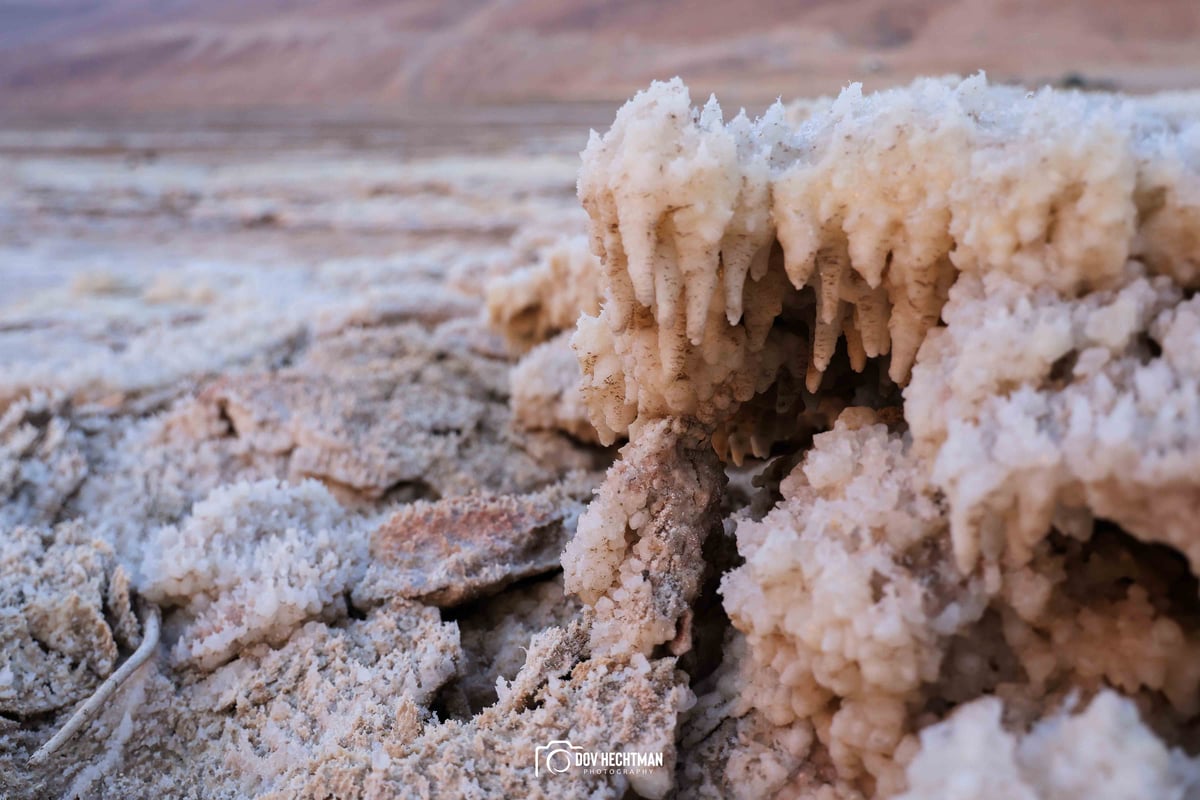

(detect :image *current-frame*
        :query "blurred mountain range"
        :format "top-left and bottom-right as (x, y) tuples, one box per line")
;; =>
(1, 0), (1198, 116)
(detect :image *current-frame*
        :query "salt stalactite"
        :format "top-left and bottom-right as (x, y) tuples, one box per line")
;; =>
(573, 75), (1200, 449)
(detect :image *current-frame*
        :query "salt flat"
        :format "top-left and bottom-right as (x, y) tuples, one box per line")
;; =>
(5, 77), (1200, 799)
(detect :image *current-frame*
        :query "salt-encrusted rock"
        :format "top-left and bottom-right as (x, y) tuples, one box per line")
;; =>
(73, 388), (294, 564)
(510, 332), (602, 445)
(0, 523), (138, 716)
(191, 600), (461, 799)
(0, 392), (88, 529)
(486, 234), (602, 353)
(563, 418), (726, 656)
(454, 576), (582, 712)
(140, 479), (367, 670)
(355, 475), (594, 607)
(379, 646), (694, 800)
(4, 600), (462, 800)
(204, 322), (595, 502)
(77, 314), (604, 568)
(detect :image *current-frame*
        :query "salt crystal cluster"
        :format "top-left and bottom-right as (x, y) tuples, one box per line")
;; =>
(906, 271), (1200, 573)
(140, 479), (367, 670)
(721, 422), (981, 794)
(486, 235), (602, 354)
(898, 691), (1200, 799)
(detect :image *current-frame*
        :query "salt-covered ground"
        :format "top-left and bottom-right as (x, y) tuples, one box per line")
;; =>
(0, 112), (639, 798)
(0, 112), (595, 403)
(5, 78), (1200, 800)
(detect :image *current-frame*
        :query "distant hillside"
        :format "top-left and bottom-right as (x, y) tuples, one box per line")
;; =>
(1, 0), (1198, 115)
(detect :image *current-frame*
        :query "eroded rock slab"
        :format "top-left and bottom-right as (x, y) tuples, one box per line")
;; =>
(205, 322), (601, 503)
(356, 476), (594, 607)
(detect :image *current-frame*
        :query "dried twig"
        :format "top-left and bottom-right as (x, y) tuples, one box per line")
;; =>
(28, 601), (162, 767)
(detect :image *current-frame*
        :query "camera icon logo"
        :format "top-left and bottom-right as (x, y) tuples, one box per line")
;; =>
(535, 739), (583, 776)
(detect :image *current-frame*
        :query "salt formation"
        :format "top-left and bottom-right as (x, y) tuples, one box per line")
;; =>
(509, 332), (602, 444)
(906, 271), (1200, 573)
(563, 419), (725, 656)
(13, 601), (463, 800)
(574, 75), (1200, 444)
(0, 524), (138, 716)
(201, 323), (571, 501)
(452, 576), (581, 713)
(183, 601), (461, 799)
(380, 634), (693, 800)
(898, 691), (1200, 799)
(569, 75), (1200, 798)
(0, 392), (88, 529)
(486, 235), (602, 353)
(140, 479), (366, 670)
(355, 476), (594, 607)
(486, 236), (607, 445)
(721, 422), (982, 795)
